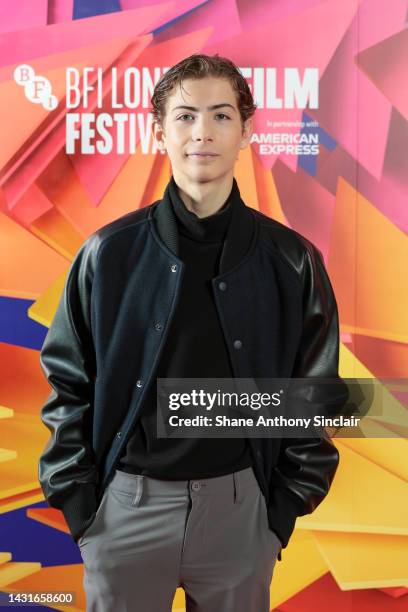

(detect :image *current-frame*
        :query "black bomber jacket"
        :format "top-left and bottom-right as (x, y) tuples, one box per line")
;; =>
(38, 176), (349, 562)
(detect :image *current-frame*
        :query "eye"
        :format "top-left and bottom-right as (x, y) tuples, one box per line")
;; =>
(216, 113), (230, 120)
(177, 114), (194, 121)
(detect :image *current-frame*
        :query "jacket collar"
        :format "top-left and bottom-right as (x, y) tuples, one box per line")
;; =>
(149, 176), (256, 275)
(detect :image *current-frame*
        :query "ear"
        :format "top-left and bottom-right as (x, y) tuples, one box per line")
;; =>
(240, 116), (253, 149)
(152, 120), (166, 153)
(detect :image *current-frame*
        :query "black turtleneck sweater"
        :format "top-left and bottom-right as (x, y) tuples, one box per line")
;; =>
(117, 178), (253, 479)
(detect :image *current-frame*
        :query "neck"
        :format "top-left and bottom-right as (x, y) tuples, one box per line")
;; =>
(169, 174), (235, 243)
(171, 171), (235, 218)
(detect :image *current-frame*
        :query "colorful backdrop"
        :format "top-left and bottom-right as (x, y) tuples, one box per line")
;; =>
(0, 0), (407, 610)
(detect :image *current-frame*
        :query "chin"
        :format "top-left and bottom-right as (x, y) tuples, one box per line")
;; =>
(188, 175), (215, 185)
(181, 168), (216, 183)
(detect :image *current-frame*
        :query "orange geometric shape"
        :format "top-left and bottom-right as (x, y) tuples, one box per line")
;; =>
(329, 177), (408, 343)
(0, 489), (44, 514)
(235, 146), (259, 210)
(30, 205), (85, 259)
(0, 343), (52, 416)
(252, 150), (288, 225)
(26, 507), (70, 536)
(0, 211), (68, 299)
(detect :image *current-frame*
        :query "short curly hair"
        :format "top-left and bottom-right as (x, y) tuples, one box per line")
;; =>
(150, 53), (257, 130)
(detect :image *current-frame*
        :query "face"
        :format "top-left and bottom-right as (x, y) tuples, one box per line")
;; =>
(152, 76), (253, 187)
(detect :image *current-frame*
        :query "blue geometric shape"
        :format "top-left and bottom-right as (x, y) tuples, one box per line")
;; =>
(0, 500), (82, 568)
(0, 297), (48, 351)
(298, 111), (337, 176)
(151, 0), (210, 35)
(73, 0), (121, 20)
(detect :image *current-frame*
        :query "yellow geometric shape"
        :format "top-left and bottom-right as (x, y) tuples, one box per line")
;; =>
(0, 407), (13, 419)
(173, 587), (187, 610)
(0, 449), (17, 463)
(0, 413), (48, 507)
(28, 270), (66, 328)
(339, 436), (408, 483)
(329, 177), (408, 343)
(0, 553), (12, 564)
(298, 441), (408, 535)
(311, 530), (408, 589)
(0, 562), (42, 589)
(339, 335), (360, 378)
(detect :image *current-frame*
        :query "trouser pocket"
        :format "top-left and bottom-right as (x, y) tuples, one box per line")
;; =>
(77, 487), (109, 546)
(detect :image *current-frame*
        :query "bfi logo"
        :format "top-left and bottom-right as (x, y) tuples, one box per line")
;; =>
(13, 64), (58, 111)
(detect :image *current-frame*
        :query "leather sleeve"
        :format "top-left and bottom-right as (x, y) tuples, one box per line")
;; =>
(38, 237), (99, 541)
(267, 243), (349, 548)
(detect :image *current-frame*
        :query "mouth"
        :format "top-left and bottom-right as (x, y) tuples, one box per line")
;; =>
(186, 153), (219, 158)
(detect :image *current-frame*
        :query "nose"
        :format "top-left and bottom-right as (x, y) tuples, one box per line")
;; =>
(191, 116), (213, 142)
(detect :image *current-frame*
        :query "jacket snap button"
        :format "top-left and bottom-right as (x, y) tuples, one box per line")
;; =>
(191, 482), (201, 491)
(233, 339), (242, 349)
(218, 281), (227, 291)
(136, 380), (143, 387)
(171, 264), (178, 272)
(154, 322), (163, 331)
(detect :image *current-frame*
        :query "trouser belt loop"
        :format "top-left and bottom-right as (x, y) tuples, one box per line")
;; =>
(132, 475), (144, 507)
(233, 471), (244, 504)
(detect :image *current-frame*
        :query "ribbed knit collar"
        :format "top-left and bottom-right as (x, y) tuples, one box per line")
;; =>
(168, 175), (235, 243)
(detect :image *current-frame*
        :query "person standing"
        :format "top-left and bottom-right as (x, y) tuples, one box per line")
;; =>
(38, 53), (348, 611)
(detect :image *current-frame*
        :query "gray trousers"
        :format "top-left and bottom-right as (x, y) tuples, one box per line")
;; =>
(78, 465), (282, 611)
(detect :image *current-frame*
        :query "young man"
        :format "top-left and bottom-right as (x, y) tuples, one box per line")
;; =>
(38, 54), (348, 611)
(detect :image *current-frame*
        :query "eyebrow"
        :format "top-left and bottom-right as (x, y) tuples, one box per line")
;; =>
(171, 103), (237, 113)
